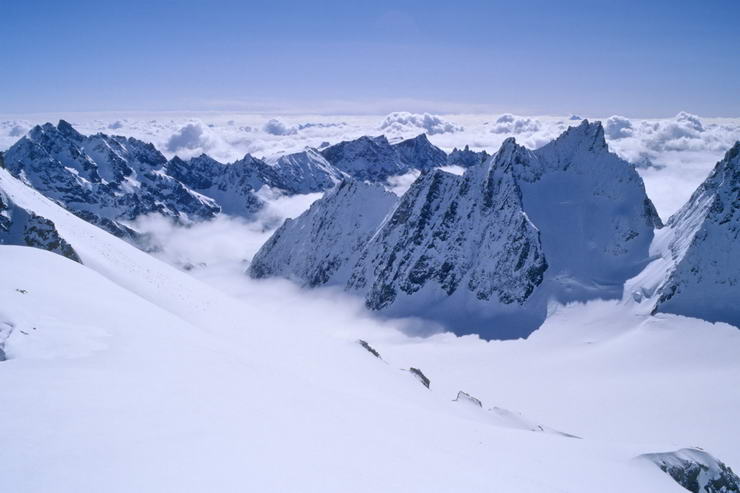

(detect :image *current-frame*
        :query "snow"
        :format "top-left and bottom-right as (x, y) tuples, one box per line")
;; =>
(2, 242), (735, 492)
(0, 118), (738, 491)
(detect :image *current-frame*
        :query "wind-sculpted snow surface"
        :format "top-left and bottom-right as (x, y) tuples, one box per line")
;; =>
(628, 143), (740, 327)
(252, 121), (660, 338)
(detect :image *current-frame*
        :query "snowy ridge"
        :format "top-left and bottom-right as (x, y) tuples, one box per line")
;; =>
(0, 180), (80, 262)
(3, 122), (463, 242)
(250, 180), (398, 286)
(627, 142), (740, 327)
(268, 147), (347, 193)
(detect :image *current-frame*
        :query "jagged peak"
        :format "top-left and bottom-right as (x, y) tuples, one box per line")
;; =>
(493, 137), (533, 167)
(57, 119), (83, 140)
(399, 133), (431, 145)
(551, 119), (607, 149)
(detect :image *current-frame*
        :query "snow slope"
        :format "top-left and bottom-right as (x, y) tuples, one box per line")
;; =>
(0, 245), (723, 493)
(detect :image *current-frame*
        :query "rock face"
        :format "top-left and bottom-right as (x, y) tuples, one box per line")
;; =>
(454, 391), (482, 407)
(321, 134), (446, 181)
(3, 121), (219, 239)
(641, 448), (740, 493)
(346, 154), (548, 332)
(249, 180), (398, 286)
(251, 121), (660, 338)
(646, 143), (740, 327)
(447, 145), (490, 168)
(0, 186), (81, 263)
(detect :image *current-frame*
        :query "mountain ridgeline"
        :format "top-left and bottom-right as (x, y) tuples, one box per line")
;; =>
(1, 119), (738, 337)
(251, 120), (739, 337)
(1, 121), (459, 242)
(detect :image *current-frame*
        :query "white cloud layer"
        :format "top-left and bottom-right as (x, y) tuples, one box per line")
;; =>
(379, 111), (463, 135)
(1, 111), (739, 219)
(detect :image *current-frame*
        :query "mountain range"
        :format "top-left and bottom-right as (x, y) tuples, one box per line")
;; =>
(1, 121), (467, 243)
(1, 119), (738, 334)
(250, 121), (738, 336)
(0, 117), (739, 492)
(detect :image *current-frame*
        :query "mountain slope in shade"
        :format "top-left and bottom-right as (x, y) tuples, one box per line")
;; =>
(511, 121), (662, 302)
(251, 121), (660, 338)
(3, 121), (220, 239)
(627, 143), (740, 327)
(250, 180), (398, 286)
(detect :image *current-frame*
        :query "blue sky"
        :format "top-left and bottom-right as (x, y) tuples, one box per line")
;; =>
(3, 0), (739, 116)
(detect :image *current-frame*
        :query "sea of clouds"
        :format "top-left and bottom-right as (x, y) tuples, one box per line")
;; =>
(2, 110), (739, 219)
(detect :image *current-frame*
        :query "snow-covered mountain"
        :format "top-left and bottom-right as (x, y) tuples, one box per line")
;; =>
(320, 133), (447, 181)
(3, 121), (219, 239)
(166, 153), (283, 215)
(251, 121), (661, 337)
(627, 142), (740, 327)
(2, 123), (470, 243)
(2, 157), (739, 492)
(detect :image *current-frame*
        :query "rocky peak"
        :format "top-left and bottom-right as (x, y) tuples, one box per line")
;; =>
(56, 119), (84, 141)
(394, 133), (447, 170)
(447, 145), (490, 168)
(3, 121), (220, 241)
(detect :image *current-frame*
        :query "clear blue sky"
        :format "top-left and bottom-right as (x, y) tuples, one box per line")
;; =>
(3, 0), (739, 116)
